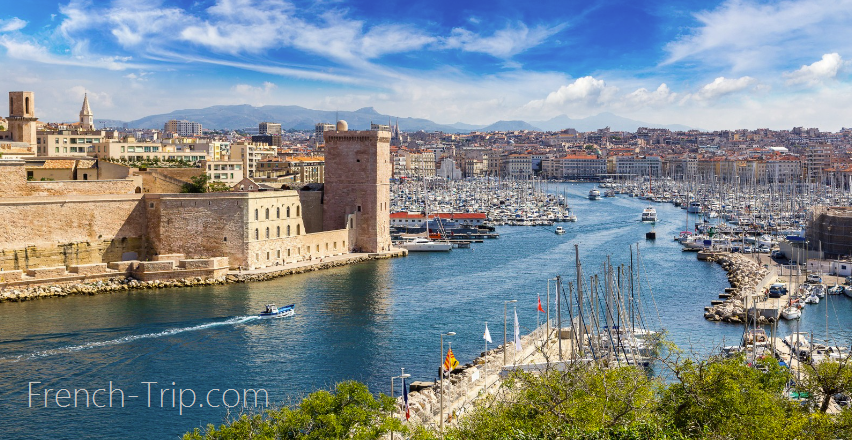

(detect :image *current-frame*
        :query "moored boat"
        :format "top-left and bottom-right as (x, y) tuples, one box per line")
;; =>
(398, 237), (452, 252)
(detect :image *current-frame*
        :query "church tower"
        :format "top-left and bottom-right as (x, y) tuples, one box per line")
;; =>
(322, 120), (392, 253)
(8, 92), (37, 146)
(80, 93), (94, 130)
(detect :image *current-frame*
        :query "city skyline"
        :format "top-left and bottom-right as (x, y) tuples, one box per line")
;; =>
(1, 0), (851, 130)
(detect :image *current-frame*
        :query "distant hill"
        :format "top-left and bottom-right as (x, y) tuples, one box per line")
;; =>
(531, 112), (695, 132)
(96, 105), (694, 133)
(479, 120), (542, 132)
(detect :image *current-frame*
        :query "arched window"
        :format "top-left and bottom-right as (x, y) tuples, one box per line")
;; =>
(286, 207), (290, 217)
(276, 207), (280, 218)
(296, 206), (300, 217)
(276, 226), (280, 237)
(296, 224), (301, 235)
(254, 229), (259, 240)
(254, 209), (258, 220)
(286, 225), (291, 236)
(265, 227), (269, 239)
(25, 97), (30, 115)
(265, 208), (269, 220)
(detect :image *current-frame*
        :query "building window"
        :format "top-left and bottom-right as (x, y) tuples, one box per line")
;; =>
(286, 207), (290, 217)
(296, 224), (301, 235)
(296, 206), (300, 216)
(267, 252), (270, 260)
(265, 208), (270, 220)
(276, 226), (280, 237)
(254, 229), (259, 240)
(277, 250), (281, 259)
(286, 225), (290, 236)
(276, 207), (280, 218)
(265, 227), (269, 239)
(255, 209), (258, 220)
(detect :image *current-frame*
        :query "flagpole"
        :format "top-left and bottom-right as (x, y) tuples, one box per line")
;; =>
(484, 322), (488, 392)
(440, 331), (455, 435)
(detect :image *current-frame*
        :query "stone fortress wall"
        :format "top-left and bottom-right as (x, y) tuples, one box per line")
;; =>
(0, 111), (393, 278)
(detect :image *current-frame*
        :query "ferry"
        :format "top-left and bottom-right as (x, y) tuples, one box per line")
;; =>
(259, 304), (295, 318)
(588, 188), (602, 200)
(640, 207), (658, 222)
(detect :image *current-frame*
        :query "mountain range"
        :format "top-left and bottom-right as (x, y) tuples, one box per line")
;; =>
(96, 105), (695, 133)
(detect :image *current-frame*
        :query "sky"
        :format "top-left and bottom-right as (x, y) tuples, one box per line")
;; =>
(1, 0), (851, 130)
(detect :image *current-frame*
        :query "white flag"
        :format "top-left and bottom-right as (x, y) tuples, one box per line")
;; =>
(483, 323), (492, 344)
(514, 309), (522, 352)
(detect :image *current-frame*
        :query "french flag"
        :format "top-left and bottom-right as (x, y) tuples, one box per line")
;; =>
(403, 377), (410, 420)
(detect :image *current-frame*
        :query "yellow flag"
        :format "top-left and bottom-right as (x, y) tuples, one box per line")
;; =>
(443, 347), (459, 372)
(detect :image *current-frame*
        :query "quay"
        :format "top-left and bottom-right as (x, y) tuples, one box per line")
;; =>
(0, 249), (407, 303)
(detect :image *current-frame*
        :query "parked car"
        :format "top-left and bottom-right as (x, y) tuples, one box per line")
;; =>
(768, 283), (788, 298)
(807, 273), (823, 284)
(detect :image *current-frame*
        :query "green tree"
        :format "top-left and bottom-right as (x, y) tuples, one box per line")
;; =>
(208, 180), (232, 192)
(658, 353), (805, 439)
(181, 174), (211, 193)
(183, 381), (405, 440)
(801, 358), (852, 413)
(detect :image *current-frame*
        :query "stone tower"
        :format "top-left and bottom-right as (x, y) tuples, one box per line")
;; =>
(322, 121), (392, 253)
(8, 92), (37, 146)
(80, 93), (94, 130)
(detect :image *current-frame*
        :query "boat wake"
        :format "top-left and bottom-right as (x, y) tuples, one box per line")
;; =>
(0, 315), (260, 362)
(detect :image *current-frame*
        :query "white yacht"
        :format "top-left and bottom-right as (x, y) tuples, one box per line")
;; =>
(555, 226), (566, 235)
(687, 201), (702, 213)
(640, 206), (658, 222)
(398, 237), (452, 252)
(588, 188), (602, 200)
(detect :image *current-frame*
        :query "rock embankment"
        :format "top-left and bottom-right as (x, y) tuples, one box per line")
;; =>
(702, 253), (770, 323)
(0, 253), (398, 303)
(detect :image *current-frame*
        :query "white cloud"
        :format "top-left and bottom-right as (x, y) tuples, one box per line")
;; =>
(0, 17), (27, 32)
(68, 85), (114, 109)
(443, 22), (565, 58)
(665, 0), (852, 72)
(690, 76), (756, 101)
(232, 82), (277, 95)
(785, 53), (844, 86)
(0, 36), (144, 70)
(524, 76), (619, 110)
(624, 84), (677, 107)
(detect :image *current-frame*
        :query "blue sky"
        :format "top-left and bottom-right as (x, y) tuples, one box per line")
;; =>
(1, 0), (851, 130)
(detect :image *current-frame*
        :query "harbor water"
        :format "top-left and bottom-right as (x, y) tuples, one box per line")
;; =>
(1, 183), (849, 439)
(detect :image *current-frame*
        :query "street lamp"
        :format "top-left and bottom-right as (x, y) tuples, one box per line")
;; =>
(440, 331), (455, 434)
(390, 368), (411, 440)
(504, 299), (517, 366)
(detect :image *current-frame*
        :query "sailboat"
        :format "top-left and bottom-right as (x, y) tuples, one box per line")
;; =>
(398, 179), (452, 252)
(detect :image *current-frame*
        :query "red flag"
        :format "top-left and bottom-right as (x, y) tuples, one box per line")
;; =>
(537, 295), (545, 313)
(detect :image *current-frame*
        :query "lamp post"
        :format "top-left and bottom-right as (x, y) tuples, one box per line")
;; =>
(390, 368), (411, 440)
(440, 331), (455, 435)
(504, 299), (517, 366)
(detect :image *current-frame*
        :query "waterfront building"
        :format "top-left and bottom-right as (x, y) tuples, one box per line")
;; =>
(542, 154), (606, 179)
(258, 122), (281, 135)
(202, 159), (244, 186)
(89, 139), (209, 163)
(314, 122), (335, 147)
(437, 157), (463, 180)
(506, 154), (533, 178)
(164, 119), (202, 137)
(231, 142), (277, 177)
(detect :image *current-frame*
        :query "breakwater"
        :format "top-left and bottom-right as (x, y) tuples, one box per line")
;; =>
(703, 253), (770, 323)
(0, 251), (405, 303)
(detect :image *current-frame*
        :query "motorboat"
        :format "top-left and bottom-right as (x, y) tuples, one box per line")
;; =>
(804, 293), (820, 304)
(398, 237), (452, 252)
(259, 303), (295, 318)
(566, 213), (577, 222)
(687, 201), (702, 213)
(640, 206), (658, 222)
(781, 306), (802, 320)
(588, 188), (602, 200)
(555, 226), (566, 235)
